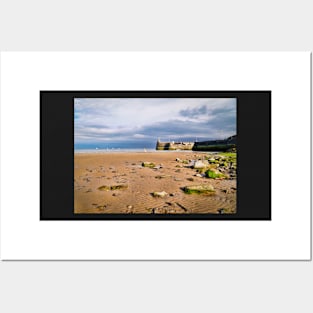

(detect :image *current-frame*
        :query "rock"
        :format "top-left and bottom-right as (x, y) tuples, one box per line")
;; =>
(142, 162), (156, 168)
(167, 208), (176, 213)
(195, 174), (203, 177)
(189, 160), (196, 167)
(187, 177), (194, 181)
(154, 207), (167, 214)
(205, 169), (227, 179)
(184, 184), (215, 194)
(151, 207), (167, 214)
(193, 160), (207, 169)
(152, 191), (168, 198)
(127, 205), (133, 209)
(155, 175), (171, 179)
(98, 184), (128, 191)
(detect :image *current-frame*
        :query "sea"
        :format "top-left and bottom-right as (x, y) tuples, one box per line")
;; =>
(75, 148), (156, 153)
(74, 148), (201, 154)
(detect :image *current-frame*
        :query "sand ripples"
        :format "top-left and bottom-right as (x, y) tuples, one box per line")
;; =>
(74, 152), (236, 214)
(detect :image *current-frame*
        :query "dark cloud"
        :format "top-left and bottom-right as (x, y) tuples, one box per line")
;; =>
(74, 98), (236, 144)
(138, 118), (235, 142)
(179, 105), (208, 118)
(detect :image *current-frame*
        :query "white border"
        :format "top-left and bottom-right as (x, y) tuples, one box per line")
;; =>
(0, 52), (311, 260)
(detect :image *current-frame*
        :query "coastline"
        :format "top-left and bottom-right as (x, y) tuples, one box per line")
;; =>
(74, 151), (236, 214)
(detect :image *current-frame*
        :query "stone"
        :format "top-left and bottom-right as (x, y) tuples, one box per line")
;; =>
(184, 184), (215, 194)
(205, 169), (226, 179)
(193, 160), (207, 169)
(152, 191), (168, 198)
(98, 184), (128, 191)
(155, 175), (171, 179)
(154, 207), (167, 214)
(142, 162), (156, 168)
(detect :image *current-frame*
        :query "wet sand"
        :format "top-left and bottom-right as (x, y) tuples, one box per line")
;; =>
(74, 151), (236, 214)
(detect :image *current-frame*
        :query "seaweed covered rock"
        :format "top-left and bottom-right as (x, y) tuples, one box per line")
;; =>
(205, 169), (227, 179)
(184, 184), (215, 194)
(142, 162), (156, 168)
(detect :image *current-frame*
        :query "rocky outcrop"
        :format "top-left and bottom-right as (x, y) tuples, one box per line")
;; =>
(192, 135), (236, 151)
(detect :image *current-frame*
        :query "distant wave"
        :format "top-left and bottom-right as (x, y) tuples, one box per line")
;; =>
(74, 148), (155, 153)
(74, 148), (199, 154)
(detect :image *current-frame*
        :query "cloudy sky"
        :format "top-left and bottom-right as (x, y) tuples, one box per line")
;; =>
(74, 98), (236, 148)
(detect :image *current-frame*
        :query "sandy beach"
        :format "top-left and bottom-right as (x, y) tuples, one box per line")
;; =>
(74, 151), (236, 214)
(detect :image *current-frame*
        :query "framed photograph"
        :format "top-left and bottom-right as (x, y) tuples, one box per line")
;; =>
(40, 91), (270, 220)
(1, 52), (310, 260)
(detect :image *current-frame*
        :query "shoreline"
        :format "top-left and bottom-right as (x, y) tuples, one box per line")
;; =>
(74, 150), (210, 154)
(74, 151), (236, 214)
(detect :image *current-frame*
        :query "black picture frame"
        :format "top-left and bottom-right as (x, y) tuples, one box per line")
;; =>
(40, 91), (271, 220)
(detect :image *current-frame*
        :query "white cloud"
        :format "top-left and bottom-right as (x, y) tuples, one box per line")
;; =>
(133, 134), (147, 138)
